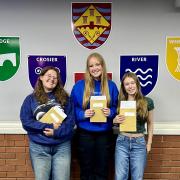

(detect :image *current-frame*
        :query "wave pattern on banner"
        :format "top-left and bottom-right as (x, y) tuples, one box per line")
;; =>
(125, 68), (153, 87)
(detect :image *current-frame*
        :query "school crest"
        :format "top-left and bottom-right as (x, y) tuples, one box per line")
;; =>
(28, 55), (66, 88)
(72, 3), (111, 49)
(0, 37), (20, 81)
(120, 55), (159, 96)
(166, 37), (180, 81)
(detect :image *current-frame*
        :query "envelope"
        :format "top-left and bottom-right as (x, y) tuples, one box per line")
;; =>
(90, 96), (107, 122)
(119, 101), (136, 132)
(40, 106), (67, 124)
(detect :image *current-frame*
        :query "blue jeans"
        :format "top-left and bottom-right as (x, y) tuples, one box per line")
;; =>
(115, 134), (147, 180)
(29, 140), (71, 180)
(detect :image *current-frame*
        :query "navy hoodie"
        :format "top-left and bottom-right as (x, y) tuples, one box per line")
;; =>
(20, 92), (75, 145)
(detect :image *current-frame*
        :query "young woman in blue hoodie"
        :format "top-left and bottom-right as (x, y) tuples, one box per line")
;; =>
(20, 66), (75, 180)
(71, 52), (119, 180)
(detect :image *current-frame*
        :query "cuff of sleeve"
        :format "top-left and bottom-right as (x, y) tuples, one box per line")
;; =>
(79, 111), (85, 120)
(108, 109), (113, 118)
(46, 124), (54, 129)
(113, 123), (119, 127)
(53, 129), (58, 138)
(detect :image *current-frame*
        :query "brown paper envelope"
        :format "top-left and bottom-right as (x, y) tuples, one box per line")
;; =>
(40, 106), (67, 124)
(119, 108), (136, 132)
(90, 99), (107, 123)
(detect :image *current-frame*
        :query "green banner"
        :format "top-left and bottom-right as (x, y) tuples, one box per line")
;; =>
(0, 37), (20, 81)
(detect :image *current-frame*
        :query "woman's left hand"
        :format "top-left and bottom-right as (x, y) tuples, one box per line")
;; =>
(146, 143), (152, 153)
(102, 108), (110, 117)
(43, 128), (54, 136)
(53, 122), (61, 130)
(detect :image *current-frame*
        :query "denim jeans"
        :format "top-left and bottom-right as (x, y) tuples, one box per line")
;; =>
(29, 140), (71, 180)
(115, 134), (147, 180)
(77, 128), (113, 180)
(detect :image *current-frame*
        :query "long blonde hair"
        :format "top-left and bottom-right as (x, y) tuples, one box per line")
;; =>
(83, 52), (110, 109)
(118, 72), (148, 120)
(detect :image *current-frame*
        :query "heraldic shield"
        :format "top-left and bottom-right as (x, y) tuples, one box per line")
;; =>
(120, 55), (159, 96)
(72, 3), (111, 49)
(28, 55), (66, 88)
(0, 37), (20, 81)
(166, 37), (180, 81)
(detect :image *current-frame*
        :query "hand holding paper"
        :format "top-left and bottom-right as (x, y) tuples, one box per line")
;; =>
(102, 107), (110, 117)
(53, 122), (61, 130)
(85, 109), (95, 118)
(113, 114), (125, 124)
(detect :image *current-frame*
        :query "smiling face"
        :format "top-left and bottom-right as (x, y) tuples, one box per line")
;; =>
(40, 69), (58, 92)
(123, 77), (137, 98)
(88, 56), (103, 80)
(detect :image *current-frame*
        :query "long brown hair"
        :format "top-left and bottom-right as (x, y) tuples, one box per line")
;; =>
(33, 66), (68, 106)
(83, 52), (110, 109)
(118, 72), (148, 119)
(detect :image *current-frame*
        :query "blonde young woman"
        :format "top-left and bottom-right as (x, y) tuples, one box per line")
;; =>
(113, 72), (154, 180)
(71, 53), (118, 180)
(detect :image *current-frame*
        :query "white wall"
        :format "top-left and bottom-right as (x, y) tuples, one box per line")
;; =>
(0, 0), (180, 133)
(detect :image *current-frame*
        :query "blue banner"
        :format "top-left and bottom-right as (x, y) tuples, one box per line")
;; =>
(120, 55), (158, 95)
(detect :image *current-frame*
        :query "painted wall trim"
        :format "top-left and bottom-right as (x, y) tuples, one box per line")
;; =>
(0, 122), (180, 135)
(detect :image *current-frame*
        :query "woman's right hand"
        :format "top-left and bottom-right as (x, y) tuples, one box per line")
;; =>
(113, 115), (125, 124)
(84, 109), (95, 118)
(43, 128), (54, 136)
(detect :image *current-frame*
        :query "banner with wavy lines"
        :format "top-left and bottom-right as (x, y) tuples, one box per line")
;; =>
(120, 55), (159, 95)
(72, 3), (111, 49)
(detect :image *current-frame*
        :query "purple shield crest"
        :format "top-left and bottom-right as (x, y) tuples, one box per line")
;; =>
(28, 55), (66, 88)
(120, 55), (159, 96)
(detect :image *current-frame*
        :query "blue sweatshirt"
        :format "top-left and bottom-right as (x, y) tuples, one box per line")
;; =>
(20, 92), (75, 145)
(71, 79), (118, 132)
